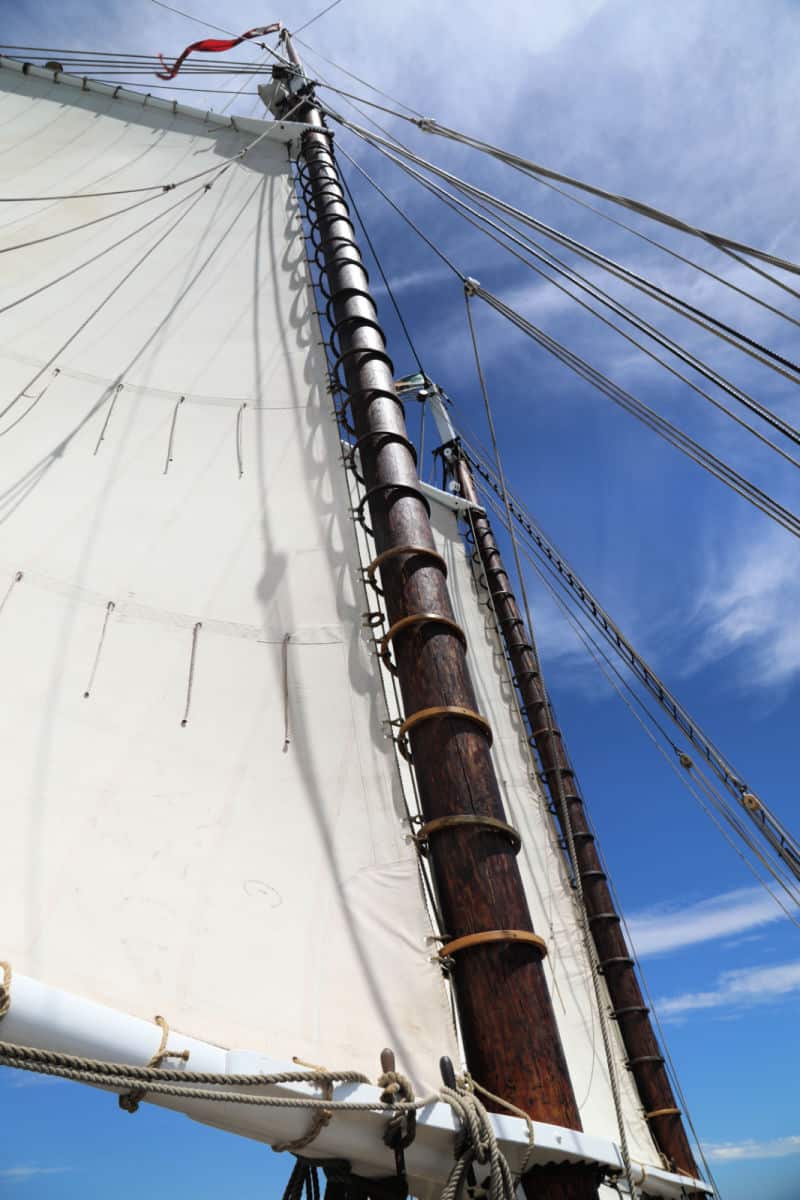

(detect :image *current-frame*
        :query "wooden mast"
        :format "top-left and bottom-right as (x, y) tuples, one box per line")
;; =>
(452, 449), (700, 1181)
(279, 29), (599, 1200)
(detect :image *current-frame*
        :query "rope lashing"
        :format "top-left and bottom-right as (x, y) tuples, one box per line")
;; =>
(274, 1077), (334, 1152)
(283, 632), (292, 751)
(118, 1014), (190, 1113)
(378, 1049), (417, 1178)
(236, 402), (246, 478)
(83, 601), (115, 698)
(163, 395), (184, 474)
(0, 961), (11, 1019)
(180, 621), (202, 727)
(459, 1072), (536, 1180)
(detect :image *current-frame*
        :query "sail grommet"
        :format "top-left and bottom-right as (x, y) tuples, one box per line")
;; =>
(437, 929), (547, 962)
(414, 814), (522, 856)
(397, 705), (492, 762)
(379, 614), (467, 676)
(366, 544), (447, 594)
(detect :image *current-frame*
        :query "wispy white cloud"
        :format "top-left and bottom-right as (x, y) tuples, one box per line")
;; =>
(627, 886), (788, 957)
(705, 1135), (800, 1162)
(0, 1167), (71, 1184)
(658, 959), (800, 1020)
(690, 530), (800, 690)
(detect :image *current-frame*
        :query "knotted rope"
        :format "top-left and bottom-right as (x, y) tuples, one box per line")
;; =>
(378, 1067), (417, 1163)
(437, 1074), (530, 1200)
(119, 1014), (191, 1113)
(273, 1057), (336, 1153)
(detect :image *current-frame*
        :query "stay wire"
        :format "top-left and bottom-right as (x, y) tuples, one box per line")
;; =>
(475, 477), (800, 919)
(334, 141), (462, 279)
(508, 161), (800, 330)
(474, 286), (800, 541)
(295, 35), (424, 118)
(404, 117), (800, 282)
(291, 0), (345, 37)
(333, 116), (800, 390)
(333, 135), (800, 539)
(358, 136), (800, 470)
(464, 290), (542, 681)
(469, 449), (800, 902)
(306, 76), (794, 314)
(478, 472), (787, 1194)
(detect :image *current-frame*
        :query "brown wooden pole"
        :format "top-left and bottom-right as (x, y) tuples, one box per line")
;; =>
(453, 453), (699, 1181)
(278, 32), (599, 1200)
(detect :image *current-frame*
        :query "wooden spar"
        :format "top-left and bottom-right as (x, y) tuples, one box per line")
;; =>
(453, 453), (700, 1181)
(280, 31), (599, 1200)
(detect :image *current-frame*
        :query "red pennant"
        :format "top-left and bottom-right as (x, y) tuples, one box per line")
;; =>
(156, 23), (282, 80)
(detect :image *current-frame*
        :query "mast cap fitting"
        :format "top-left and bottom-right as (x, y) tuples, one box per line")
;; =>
(464, 277), (481, 296)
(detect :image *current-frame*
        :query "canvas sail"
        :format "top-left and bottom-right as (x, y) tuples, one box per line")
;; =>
(0, 63), (458, 1091)
(0, 59), (666, 1173)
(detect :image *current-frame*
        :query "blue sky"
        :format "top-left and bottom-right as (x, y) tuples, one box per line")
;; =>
(2, 3), (800, 1199)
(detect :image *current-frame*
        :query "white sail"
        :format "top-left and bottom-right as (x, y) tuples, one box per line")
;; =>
(0, 57), (670, 1179)
(433, 502), (662, 1166)
(0, 62), (458, 1091)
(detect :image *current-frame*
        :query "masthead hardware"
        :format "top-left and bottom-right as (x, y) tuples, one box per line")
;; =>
(268, 26), (602, 1200)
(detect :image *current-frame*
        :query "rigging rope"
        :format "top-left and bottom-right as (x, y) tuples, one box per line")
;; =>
(472, 284), (800, 541)
(474, 474), (800, 922)
(339, 166), (426, 378)
(332, 139), (800, 543)
(355, 143), (800, 465)
(464, 450), (800, 896)
(328, 106), (800, 282)
(292, 1), (345, 37)
(333, 116), (800, 396)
